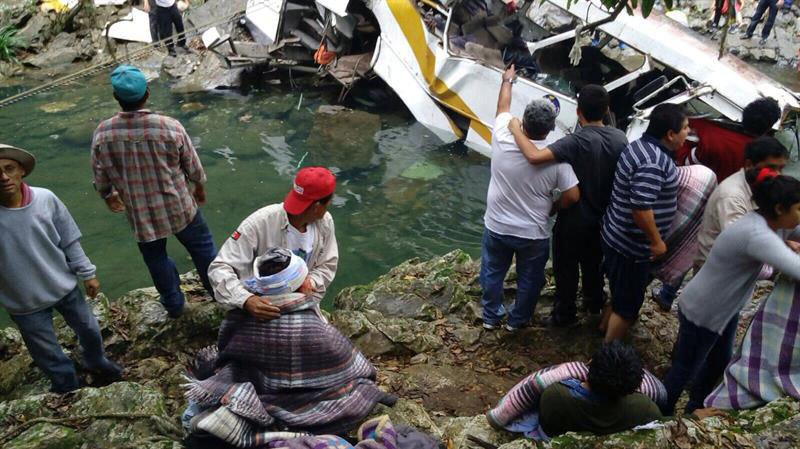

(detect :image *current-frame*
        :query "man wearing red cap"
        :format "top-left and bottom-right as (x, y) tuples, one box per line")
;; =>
(208, 167), (339, 319)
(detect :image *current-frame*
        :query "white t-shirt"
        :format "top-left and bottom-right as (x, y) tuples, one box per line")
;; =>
(483, 112), (579, 240)
(286, 223), (315, 262)
(155, 0), (175, 7)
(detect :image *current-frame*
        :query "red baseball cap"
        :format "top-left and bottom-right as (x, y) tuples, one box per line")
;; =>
(283, 167), (336, 215)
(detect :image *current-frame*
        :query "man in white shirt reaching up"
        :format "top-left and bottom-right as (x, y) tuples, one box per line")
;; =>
(480, 65), (580, 331)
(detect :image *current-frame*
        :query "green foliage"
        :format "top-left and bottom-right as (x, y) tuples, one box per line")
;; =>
(0, 26), (20, 63)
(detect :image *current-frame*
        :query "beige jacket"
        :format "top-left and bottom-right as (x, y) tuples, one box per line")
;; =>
(694, 169), (755, 267)
(208, 203), (338, 310)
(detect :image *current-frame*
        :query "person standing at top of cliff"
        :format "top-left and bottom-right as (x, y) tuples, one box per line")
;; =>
(480, 65), (580, 332)
(0, 145), (122, 393)
(207, 167), (339, 321)
(600, 103), (688, 343)
(742, 0), (782, 45)
(509, 85), (628, 327)
(145, 0), (187, 56)
(91, 65), (217, 318)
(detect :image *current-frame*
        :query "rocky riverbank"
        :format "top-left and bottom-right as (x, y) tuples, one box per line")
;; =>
(0, 0), (797, 92)
(1, 250), (797, 448)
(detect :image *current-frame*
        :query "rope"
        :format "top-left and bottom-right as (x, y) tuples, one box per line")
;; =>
(0, 2), (274, 109)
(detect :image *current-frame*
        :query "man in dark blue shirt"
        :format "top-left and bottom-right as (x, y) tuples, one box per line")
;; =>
(601, 104), (689, 342)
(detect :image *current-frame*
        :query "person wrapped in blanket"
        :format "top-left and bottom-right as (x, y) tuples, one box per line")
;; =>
(183, 248), (396, 448)
(486, 342), (665, 440)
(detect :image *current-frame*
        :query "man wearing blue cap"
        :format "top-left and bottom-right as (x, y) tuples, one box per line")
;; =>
(91, 65), (217, 317)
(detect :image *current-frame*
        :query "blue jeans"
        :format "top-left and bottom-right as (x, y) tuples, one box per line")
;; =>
(661, 310), (739, 415)
(10, 286), (112, 393)
(480, 229), (550, 328)
(745, 0), (778, 38)
(137, 210), (217, 313)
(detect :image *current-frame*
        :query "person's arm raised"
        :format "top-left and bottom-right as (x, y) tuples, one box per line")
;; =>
(496, 65), (515, 116)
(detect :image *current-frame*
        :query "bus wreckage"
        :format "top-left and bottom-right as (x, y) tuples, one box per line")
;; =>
(211, 0), (800, 156)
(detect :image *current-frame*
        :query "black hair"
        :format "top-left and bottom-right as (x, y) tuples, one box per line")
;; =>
(744, 136), (789, 165)
(587, 342), (644, 401)
(257, 255), (291, 277)
(577, 84), (609, 122)
(745, 169), (800, 219)
(644, 103), (687, 140)
(114, 89), (149, 112)
(742, 97), (781, 136)
(316, 194), (333, 206)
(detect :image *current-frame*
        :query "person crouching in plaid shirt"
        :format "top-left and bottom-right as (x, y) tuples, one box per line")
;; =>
(90, 65), (217, 318)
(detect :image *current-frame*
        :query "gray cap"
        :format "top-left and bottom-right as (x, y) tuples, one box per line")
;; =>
(0, 144), (35, 177)
(523, 99), (558, 134)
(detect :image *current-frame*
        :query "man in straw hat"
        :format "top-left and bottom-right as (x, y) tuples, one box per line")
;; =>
(0, 145), (122, 393)
(91, 65), (217, 318)
(208, 167), (339, 320)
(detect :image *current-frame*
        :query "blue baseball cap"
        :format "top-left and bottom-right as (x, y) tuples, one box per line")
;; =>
(110, 65), (147, 103)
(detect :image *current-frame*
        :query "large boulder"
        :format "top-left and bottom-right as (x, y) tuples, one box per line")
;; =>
(171, 51), (244, 93)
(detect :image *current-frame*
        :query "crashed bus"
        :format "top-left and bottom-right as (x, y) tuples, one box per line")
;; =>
(110, 0), (799, 156)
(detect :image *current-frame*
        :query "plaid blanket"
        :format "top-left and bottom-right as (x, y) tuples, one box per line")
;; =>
(705, 276), (800, 409)
(487, 361), (666, 431)
(186, 296), (392, 444)
(653, 165), (717, 285)
(265, 415), (398, 449)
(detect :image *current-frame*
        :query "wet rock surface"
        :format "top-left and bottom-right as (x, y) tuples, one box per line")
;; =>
(0, 251), (792, 448)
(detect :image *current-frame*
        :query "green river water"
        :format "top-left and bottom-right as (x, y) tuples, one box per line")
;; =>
(0, 76), (491, 327)
(0, 65), (798, 328)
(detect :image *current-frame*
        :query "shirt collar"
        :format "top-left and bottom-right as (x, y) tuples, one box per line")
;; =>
(116, 109), (153, 117)
(641, 133), (674, 157)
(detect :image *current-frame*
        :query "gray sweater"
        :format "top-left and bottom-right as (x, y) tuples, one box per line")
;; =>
(679, 212), (800, 334)
(0, 187), (96, 315)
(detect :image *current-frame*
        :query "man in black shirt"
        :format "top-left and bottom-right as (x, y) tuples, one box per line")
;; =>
(510, 85), (628, 326)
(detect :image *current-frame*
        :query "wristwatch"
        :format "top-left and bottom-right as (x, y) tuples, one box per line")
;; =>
(503, 77), (516, 84)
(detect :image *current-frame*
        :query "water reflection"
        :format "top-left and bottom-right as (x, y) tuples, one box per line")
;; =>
(0, 76), (490, 327)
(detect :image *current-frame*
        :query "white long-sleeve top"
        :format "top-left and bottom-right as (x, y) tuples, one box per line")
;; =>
(679, 212), (800, 334)
(207, 203), (338, 310)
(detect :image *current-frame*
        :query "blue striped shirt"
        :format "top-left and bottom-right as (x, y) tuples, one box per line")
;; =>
(601, 134), (678, 260)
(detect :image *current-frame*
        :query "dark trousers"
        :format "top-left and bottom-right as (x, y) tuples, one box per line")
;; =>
(148, 0), (159, 43)
(157, 3), (186, 50)
(712, 0), (726, 26)
(552, 222), (605, 321)
(480, 229), (550, 328)
(661, 310), (739, 415)
(745, 0), (778, 38)
(602, 241), (651, 322)
(137, 210), (217, 313)
(10, 287), (112, 393)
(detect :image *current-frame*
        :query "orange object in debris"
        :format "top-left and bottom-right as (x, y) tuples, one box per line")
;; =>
(314, 44), (336, 65)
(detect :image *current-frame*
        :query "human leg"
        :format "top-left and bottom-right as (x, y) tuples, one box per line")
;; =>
(602, 243), (650, 343)
(712, 0), (726, 26)
(148, 0), (159, 42)
(54, 287), (121, 377)
(157, 5), (175, 51)
(169, 4), (187, 48)
(10, 303), (80, 393)
(480, 229), (515, 327)
(579, 226), (606, 314)
(660, 310), (720, 415)
(176, 210), (218, 298)
(760, 0), (779, 38)
(744, 0), (770, 37)
(137, 237), (185, 314)
(685, 314), (739, 413)
(507, 237), (550, 328)
(551, 221), (580, 324)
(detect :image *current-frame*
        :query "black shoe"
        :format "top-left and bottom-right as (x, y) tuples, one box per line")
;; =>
(758, 37), (768, 46)
(167, 306), (184, 318)
(539, 314), (579, 328)
(741, 34), (753, 40)
(168, 48), (178, 57)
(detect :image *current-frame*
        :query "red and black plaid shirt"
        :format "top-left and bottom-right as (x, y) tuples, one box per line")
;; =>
(91, 110), (206, 242)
